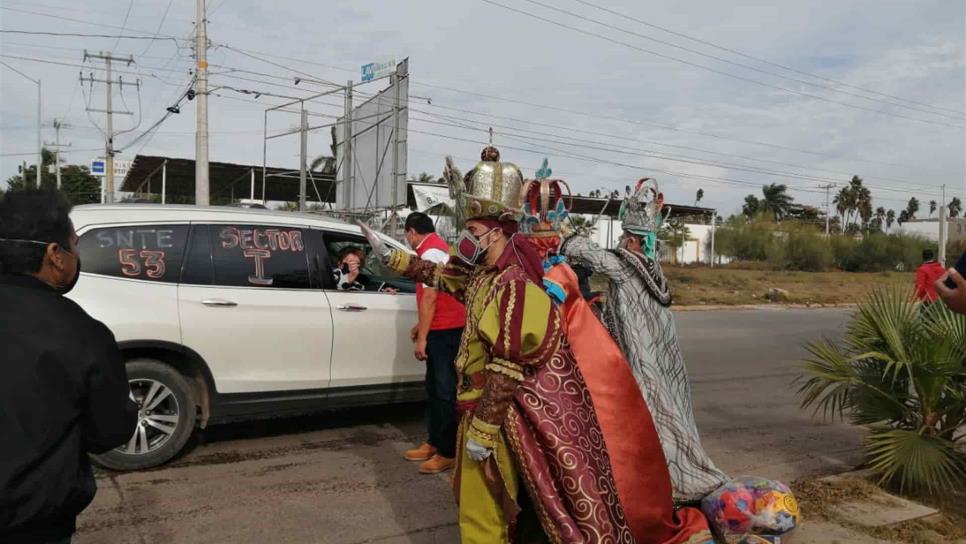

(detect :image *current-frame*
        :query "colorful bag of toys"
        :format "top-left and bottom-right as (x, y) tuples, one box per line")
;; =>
(700, 476), (800, 543)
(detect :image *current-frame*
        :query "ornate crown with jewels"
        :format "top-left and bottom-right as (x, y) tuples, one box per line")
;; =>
(619, 177), (665, 235)
(518, 158), (571, 236)
(444, 145), (523, 224)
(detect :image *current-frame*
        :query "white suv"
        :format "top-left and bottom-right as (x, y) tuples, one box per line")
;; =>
(68, 204), (422, 470)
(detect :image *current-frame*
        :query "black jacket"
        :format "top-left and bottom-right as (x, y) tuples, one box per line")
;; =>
(0, 274), (138, 543)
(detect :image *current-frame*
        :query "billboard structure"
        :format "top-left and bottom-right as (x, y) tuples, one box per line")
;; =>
(334, 59), (409, 213)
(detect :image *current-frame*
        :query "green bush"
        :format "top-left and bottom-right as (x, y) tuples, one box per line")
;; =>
(711, 218), (931, 272)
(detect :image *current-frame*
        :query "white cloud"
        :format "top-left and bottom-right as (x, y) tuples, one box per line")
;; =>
(1, 0), (962, 217)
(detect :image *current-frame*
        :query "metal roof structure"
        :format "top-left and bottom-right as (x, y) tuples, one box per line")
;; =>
(405, 182), (715, 221)
(120, 155), (337, 203)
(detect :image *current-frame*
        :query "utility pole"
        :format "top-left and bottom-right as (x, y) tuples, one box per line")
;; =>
(195, 0), (210, 206)
(44, 119), (72, 189)
(343, 80), (354, 209)
(298, 105), (308, 212)
(819, 183), (835, 235)
(83, 51), (136, 203)
(939, 184), (948, 265)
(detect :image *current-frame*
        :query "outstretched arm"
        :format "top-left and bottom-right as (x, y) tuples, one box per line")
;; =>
(386, 250), (472, 302)
(560, 235), (628, 282)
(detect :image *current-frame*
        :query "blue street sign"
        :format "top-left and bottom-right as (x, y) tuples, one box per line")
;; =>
(91, 159), (106, 176)
(361, 63), (375, 82)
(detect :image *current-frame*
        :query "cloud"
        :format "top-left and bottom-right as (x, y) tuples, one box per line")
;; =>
(1, 0), (962, 217)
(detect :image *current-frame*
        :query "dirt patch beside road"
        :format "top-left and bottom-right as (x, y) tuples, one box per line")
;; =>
(591, 266), (914, 306)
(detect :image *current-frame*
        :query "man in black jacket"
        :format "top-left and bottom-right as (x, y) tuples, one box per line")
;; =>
(0, 190), (138, 544)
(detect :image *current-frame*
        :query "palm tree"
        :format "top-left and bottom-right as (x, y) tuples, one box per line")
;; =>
(873, 206), (887, 232)
(416, 172), (435, 184)
(898, 210), (910, 226)
(929, 200), (938, 217)
(742, 194), (761, 218)
(834, 187), (852, 230)
(695, 188), (704, 206)
(949, 197), (962, 219)
(797, 288), (966, 494)
(760, 183), (794, 222)
(886, 209), (896, 229)
(906, 197), (920, 221)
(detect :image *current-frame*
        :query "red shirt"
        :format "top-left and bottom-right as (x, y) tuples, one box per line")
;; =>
(416, 233), (466, 330)
(915, 261), (946, 302)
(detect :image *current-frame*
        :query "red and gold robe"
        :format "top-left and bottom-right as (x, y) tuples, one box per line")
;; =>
(387, 248), (631, 544)
(543, 263), (713, 544)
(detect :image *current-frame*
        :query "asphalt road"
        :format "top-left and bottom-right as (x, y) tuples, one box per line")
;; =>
(76, 308), (860, 544)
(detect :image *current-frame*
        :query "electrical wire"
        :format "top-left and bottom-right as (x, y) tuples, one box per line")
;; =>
(112, 0), (137, 51)
(477, 0), (964, 129)
(221, 44), (962, 175)
(515, 0), (964, 120)
(570, 0), (966, 117)
(139, 0), (175, 56)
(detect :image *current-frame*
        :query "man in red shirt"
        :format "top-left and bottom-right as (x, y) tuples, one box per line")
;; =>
(402, 213), (466, 474)
(915, 249), (946, 303)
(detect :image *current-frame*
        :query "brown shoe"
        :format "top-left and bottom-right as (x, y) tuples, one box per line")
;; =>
(419, 455), (455, 474)
(404, 442), (437, 461)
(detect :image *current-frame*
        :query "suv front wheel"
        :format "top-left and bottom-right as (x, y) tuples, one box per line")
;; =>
(93, 359), (197, 471)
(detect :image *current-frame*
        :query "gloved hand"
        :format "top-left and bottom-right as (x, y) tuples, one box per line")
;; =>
(357, 221), (391, 261)
(465, 436), (493, 462)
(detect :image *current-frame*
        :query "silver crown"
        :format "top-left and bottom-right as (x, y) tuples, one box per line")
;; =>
(619, 178), (665, 235)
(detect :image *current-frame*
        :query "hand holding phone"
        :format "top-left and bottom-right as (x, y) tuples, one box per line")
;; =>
(944, 251), (966, 289)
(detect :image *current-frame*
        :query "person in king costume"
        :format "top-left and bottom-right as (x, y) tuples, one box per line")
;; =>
(361, 147), (631, 544)
(517, 160), (713, 544)
(560, 178), (729, 504)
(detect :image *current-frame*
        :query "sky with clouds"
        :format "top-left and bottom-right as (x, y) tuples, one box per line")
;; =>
(1, 0), (964, 215)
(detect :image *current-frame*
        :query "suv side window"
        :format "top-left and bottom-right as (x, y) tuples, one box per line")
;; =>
(323, 231), (415, 293)
(77, 224), (188, 283)
(205, 224), (313, 289)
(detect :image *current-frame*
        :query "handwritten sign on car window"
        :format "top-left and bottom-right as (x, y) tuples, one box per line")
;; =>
(89, 227), (183, 281)
(218, 226), (304, 286)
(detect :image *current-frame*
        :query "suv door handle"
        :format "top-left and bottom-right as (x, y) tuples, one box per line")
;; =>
(336, 304), (367, 312)
(201, 299), (238, 307)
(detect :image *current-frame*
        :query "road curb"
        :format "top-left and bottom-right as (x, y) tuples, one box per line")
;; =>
(673, 303), (858, 312)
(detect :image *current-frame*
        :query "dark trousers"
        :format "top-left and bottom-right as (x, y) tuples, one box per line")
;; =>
(425, 327), (461, 458)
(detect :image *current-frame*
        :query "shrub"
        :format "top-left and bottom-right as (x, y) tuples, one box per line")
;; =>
(711, 218), (931, 272)
(798, 288), (966, 494)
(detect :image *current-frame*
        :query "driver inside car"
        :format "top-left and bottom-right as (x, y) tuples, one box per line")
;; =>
(333, 246), (397, 293)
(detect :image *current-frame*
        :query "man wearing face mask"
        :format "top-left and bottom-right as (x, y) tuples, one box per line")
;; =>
(0, 190), (138, 544)
(361, 148), (632, 544)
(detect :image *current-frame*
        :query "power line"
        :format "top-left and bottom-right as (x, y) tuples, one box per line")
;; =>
(406, 113), (956, 198)
(410, 79), (965, 176)
(0, 7), (183, 39)
(477, 0), (965, 129)
(517, 0), (965, 121)
(227, 44), (961, 175)
(0, 53), (191, 84)
(0, 29), (185, 41)
(570, 0), (966, 118)
(112, 0), (137, 51)
(139, 0), (176, 57)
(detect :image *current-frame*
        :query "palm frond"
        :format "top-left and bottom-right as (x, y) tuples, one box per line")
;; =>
(797, 339), (857, 420)
(866, 427), (966, 494)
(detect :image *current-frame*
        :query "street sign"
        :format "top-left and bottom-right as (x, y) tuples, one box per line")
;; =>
(90, 158), (131, 178)
(361, 59), (395, 82)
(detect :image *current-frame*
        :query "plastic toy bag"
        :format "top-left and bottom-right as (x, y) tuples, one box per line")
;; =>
(700, 476), (800, 543)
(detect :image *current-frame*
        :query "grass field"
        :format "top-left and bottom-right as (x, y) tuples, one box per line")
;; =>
(591, 265), (917, 306)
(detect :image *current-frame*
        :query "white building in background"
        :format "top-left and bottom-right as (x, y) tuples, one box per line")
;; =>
(583, 215), (715, 265)
(898, 217), (966, 243)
